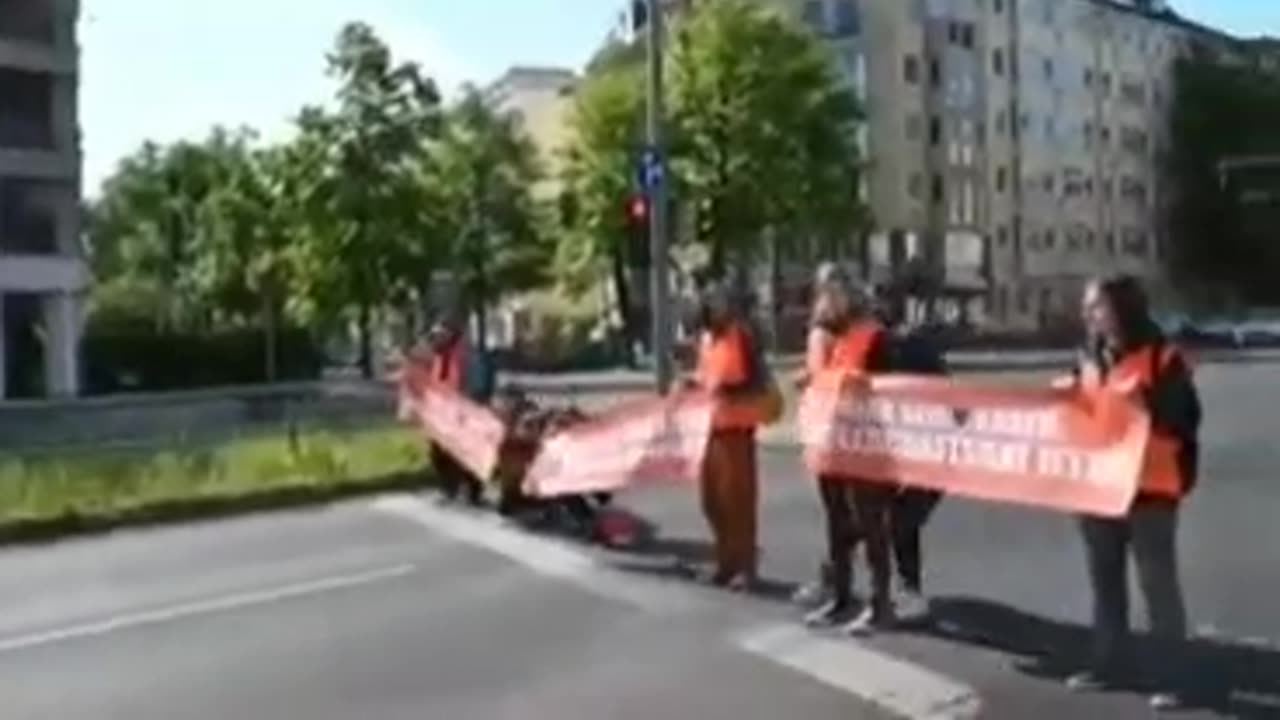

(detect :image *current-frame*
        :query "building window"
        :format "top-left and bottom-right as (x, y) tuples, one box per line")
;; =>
(1043, 57), (1054, 80)
(993, 49), (1005, 75)
(802, 0), (824, 30)
(1084, 68), (1093, 86)
(1043, 173), (1055, 193)
(929, 115), (942, 145)
(995, 111), (1007, 135)
(961, 24), (976, 49)
(1106, 232), (1116, 254)
(833, 0), (861, 36)
(1100, 126), (1111, 144)
(997, 225), (1009, 246)
(1044, 229), (1056, 249)
(931, 174), (945, 203)
(930, 57), (942, 87)
(994, 0), (1004, 13)
(905, 55), (920, 84)
(996, 167), (1008, 192)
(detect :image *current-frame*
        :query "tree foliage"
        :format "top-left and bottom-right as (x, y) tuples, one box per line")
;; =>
(558, 0), (869, 291)
(87, 22), (548, 379)
(1168, 50), (1280, 306)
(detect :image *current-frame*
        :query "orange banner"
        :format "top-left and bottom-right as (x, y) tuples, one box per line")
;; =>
(798, 372), (1151, 517)
(524, 392), (715, 498)
(397, 361), (506, 481)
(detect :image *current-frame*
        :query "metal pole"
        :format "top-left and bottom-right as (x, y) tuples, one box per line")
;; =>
(646, 0), (674, 393)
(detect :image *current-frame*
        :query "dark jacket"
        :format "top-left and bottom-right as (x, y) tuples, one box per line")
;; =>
(889, 328), (948, 376)
(1077, 326), (1203, 498)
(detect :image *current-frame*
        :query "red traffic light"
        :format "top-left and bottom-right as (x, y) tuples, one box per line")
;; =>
(628, 195), (649, 223)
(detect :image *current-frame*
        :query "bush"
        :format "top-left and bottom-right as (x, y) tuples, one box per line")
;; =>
(84, 326), (326, 394)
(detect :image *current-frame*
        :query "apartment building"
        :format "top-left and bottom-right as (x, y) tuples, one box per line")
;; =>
(484, 66), (579, 201)
(781, 0), (1240, 329)
(0, 0), (85, 399)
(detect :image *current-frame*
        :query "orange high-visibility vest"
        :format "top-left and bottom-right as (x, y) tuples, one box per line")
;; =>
(1080, 342), (1187, 499)
(825, 320), (885, 372)
(697, 322), (763, 431)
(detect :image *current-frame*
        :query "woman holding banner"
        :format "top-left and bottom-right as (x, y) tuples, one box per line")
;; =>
(798, 267), (898, 634)
(689, 275), (767, 592)
(1067, 274), (1202, 710)
(426, 315), (490, 507)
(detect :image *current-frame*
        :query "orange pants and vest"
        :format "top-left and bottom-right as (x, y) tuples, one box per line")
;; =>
(697, 321), (761, 583)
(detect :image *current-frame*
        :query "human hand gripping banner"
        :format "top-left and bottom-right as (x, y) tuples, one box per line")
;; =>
(396, 360), (506, 481)
(798, 371), (1153, 517)
(523, 392), (715, 498)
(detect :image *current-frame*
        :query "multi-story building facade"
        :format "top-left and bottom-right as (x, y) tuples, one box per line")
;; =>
(0, 0), (85, 399)
(484, 66), (579, 201)
(626, 0), (1251, 331)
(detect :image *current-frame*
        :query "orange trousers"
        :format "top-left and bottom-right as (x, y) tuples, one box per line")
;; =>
(700, 429), (759, 581)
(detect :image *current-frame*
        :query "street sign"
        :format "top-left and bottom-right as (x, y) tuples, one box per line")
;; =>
(639, 147), (664, 190)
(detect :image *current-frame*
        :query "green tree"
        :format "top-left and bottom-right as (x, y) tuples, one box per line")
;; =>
(669, 0), (868, 273)
(87, 128), (259, 331)
(557, 63), (647, 347)
(290, 22), (444, 377)
(1168, 51), (1280, 306)
(434, 89), (549, 350)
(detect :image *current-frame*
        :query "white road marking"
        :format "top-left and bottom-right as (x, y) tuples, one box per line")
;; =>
(0, 564), (415, 655)
(370, 494), (707, 615)
(736, 624), (982, 720)
(373, 494), (982, 718)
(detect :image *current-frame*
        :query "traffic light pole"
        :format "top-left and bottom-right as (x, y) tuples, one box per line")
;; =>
(645, 0), (674, 394)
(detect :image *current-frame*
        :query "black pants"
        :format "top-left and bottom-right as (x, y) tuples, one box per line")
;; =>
(820, 476), (896, 613)
(1079, 503), (1187, 683)
(891, 489), (943, 592)
(431, 444), (483, 504)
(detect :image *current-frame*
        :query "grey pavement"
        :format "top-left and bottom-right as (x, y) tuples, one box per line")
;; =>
(1, 360), (1278, 719)
(625, 359), (1280, 718)
(0, 501), (890, 720)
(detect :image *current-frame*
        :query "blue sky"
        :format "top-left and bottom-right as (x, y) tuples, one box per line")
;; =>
(79, 0), (1277, 195)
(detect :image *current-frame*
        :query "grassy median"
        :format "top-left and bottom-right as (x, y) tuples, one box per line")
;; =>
(0, 424), (431, 541)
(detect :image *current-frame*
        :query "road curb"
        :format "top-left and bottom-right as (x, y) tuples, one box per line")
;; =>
(0, 471), (434, 548)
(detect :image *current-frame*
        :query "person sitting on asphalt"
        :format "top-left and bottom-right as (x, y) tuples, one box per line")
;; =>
(1063, 274), (1202, 711)
(797, 267), (897, 634)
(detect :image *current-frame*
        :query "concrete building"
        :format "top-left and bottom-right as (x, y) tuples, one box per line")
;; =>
(0, 0), (85, 399)
(619, 0), (1254, 330)
(483, 66), (579, 200)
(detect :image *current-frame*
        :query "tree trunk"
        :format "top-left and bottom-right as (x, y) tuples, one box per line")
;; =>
(357, 301), (374, 379)
(611, 243), (636, 365)
(768, 229), (782, 353)
(262, 292), (278, 383)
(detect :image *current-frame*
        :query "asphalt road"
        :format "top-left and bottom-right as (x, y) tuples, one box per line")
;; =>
(2, 360), (1278, 719)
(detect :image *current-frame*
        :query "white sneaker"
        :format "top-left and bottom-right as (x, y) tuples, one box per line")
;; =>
(791, 581), (828, 607)
(842, 606), (893, 636)
(895, 588), (931, 621)
(804, 600), (851, 628)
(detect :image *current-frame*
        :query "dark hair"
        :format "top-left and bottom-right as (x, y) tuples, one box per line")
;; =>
(1095, 273), (1157, 348)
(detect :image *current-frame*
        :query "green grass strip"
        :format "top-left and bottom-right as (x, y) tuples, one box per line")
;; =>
(0, 425), (432, 542)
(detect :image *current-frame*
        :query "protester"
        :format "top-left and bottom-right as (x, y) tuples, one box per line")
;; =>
(797, 268), (898, 633)
(689, 274), (765, 592)
(880, 288), (948, 622)
(792, 262), (854, 609)
(426, 314), (491, 506)
(1065, 274), (1202, 710)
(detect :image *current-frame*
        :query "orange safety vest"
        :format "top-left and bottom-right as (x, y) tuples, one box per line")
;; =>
(825, 320), (884, 372)
(430, 341), (465, 391)
(697, 322), (762, 431)
(1079, 342), (1186, 499)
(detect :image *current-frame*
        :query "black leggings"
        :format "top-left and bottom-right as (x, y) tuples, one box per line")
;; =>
(432, 444), (483, 503)
(820, 480), (942, 604)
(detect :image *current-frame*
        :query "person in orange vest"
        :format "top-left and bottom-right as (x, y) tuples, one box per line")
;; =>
(792, 263), (851, 609)
(797, 268), (898, 633)
(426, 315), (487, 507)
(688, 274), (765, 592)
(1065, 274), (1202, 710)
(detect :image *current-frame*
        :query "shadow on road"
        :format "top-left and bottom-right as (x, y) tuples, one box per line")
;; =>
(604, 532), (799, 603)
(923, 597), (1280, 719)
